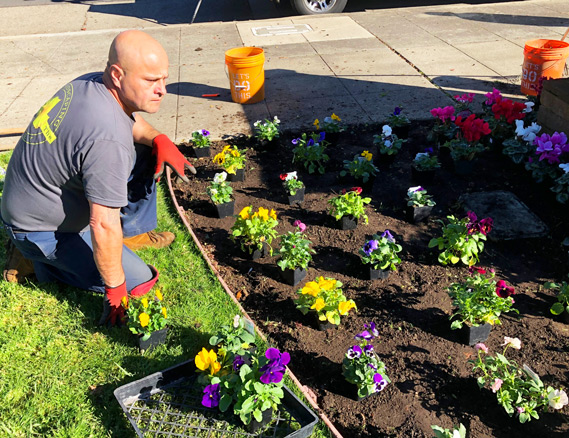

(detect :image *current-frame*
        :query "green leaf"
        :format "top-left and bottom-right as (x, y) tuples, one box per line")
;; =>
(551, 302), (564, 315)
(450, 320), (463, 330)
(219, 394), (232, 412)
(253, 409), (263, 423)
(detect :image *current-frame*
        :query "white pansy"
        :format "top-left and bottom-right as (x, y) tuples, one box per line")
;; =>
(285, 171), (297, 181)
(408, 186), (422, 194)
(384, 140), (392, 148)
(213, 172), (227, 183)
(273, 116), (280, 124)
(548, 389), (568, 410)
(253, 120), (260, 127)
(502, 336), (521, 349)
(523, 101), (535, 113)
(209, 188), (218, 195)
(560, 163), (569, 173)
(414, 152), (429, 161)
(324, 116), (333, 124)
(382, 125), (392, 137)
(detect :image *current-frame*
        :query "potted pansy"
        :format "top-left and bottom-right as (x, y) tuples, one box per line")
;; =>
(447, 267), (518, 345)
(207, 172), (234, 218)
(373, 124), (406, 164)
(545, 280), (569, 323)
(213, 145), (247, 182)
(195, 338), (292, 431)
(231, 206), (278, 259)
(209, 315), (256, 356)
(327, 187), (371, 230)
(411, 147), (440, 183)
(292, 132), (330, 174)
(386, 106), (411, 138)
(314, 113), (342, 145)
(342, 322), (390, 400)
(190, 129), (211, 158)
(406, 186), (435, 223)
(340, 150), (378, 187)
(442, 114), (491, 174)
(470, 337), (568, 422)
(359, 230), (402, 280)
(428, 211), (492, 266)
(276, 220), (315, 286)
(294, 276), (356, 330)
(122, 289), (168, 353)
(279, 171), (305, 205)
(253, 116), (280, 148)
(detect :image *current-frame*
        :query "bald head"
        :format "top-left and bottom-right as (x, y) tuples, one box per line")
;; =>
(108, 30), (168, 73)
(103, 30), (169, 115)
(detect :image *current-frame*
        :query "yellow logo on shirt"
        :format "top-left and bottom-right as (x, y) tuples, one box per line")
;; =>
(33, 97), (60, 143)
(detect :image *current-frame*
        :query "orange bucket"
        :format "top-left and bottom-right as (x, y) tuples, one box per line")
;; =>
(521, 39), (569, 96)
(225, 47), (265, 104)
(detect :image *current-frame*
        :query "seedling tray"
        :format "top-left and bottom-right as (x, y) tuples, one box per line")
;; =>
(114, 360), (319, 438)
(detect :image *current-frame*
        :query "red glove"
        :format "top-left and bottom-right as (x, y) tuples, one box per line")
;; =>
(100, 281), (128, 327)
(152, 134), (196, 183)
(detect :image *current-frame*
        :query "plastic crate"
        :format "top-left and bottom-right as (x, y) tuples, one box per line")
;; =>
(114, 360), (319, 438)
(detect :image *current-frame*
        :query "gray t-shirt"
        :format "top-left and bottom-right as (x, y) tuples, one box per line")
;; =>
(1, 73), (135, 232)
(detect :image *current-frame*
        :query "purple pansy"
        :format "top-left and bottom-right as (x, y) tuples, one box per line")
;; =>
(381, 230), (395, 242)
(233, 355), (245, 371)
(259, 348), (290, 384)
(364, 322), (379, 337)
(347, 345), (363, 359)
(319, 131), (326, 142)
(363, 239), (379, 256)
(202, 383), (220, 408)
(292, 138), (299, 145)
(374, 373), (388, 392)
(307, 138), (315, 147)
(200, 129), (210, 136)
(367, 363), (377, 370)
(393, 107), (401, 116)
(363, 344), (374, 357)
(424, 147), (434, 154)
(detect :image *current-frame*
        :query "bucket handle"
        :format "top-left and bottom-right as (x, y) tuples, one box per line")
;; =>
(562, 27), (569, 42)
(224, 64), (264, 89)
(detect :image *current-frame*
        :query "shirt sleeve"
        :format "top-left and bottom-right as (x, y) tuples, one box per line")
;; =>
(81, 139), (135, 207)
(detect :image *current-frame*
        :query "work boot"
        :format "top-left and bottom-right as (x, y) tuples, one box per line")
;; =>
(3, 240), (35, 283)
(123, 230), (175, 251)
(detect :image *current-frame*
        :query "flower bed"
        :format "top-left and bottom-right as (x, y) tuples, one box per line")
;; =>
(174, 119), (569, 437)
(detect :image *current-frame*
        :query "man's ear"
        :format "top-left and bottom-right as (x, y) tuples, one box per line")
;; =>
(108, 64), (124, 89)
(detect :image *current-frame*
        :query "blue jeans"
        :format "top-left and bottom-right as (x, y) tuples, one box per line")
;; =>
(3, 143), (156, 292)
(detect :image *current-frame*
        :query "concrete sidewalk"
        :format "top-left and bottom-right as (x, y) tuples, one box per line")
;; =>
(1, 0), (568, 148)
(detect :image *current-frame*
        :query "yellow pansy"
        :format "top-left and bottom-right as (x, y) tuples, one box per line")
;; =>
(269, 209), (277, 220)
(313, 118), (320, 129)
(139, 312), (150, 327)
(325, 310), (336, 323)
(257, 207), (269, 221)
(195, 347), (220, 375)
(121, 296), (128, 309)
(338, 300), (356, 315)
(141, 297), (149, 308)
(225, 165), (236, 174)
(301, 281), (320, 297)
(161, 307), (167, 318)
(311, 298), (325, 311)
(222, 145), (231, 153)
(230, 149), (240, 157)
(361, 150), (373, 161)
(155, 289), (163, 301)
(331, 113), (341, 122)
(213, 152), (225, 165)
(317, 276), (337, 291)
(239, 206), (251, 220)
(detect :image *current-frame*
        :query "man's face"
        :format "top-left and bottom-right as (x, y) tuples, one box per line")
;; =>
(118, 54), (169, 114)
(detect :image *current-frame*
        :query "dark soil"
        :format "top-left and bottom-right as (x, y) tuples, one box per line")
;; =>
(172, 123), (569, 438)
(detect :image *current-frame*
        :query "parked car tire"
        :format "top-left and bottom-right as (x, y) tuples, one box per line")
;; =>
(290, 0), (348, 15)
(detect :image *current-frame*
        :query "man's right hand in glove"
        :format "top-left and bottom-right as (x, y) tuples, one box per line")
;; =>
(100, 281), (128, 327)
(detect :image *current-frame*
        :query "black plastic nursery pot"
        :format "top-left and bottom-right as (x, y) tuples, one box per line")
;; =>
(192, 146), (210, 158)
(562, 310), (569, 325)
(281, 268), (306, 287)
(250, 242), (271, 260)
(215, 200), (235, 219)
(453, 159), (476, 176)
(406, 205), (433, 224)
(369, 267), (390, 281)
(114, 360), (319, 438)
(286, 187), (305, 205)
(338, 216), (357, 231)
(249, 408), (273, 434)
(228, 168), (245, 182)
(138, 327), (168, 353)
(461, 323), (492, 346)
(311, 312), (336, 331)
(410, 165), (436, 184)
(258, 138), (278, 149)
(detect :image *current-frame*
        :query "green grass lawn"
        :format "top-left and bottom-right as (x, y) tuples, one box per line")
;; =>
(0, 151), (328, 438)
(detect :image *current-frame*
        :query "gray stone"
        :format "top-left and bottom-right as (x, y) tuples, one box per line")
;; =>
(459, 191), (548, 241)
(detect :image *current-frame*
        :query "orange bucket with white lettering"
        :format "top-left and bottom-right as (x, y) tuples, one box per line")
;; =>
(521, 39), (569, 95)
(225, 47), (265, 104)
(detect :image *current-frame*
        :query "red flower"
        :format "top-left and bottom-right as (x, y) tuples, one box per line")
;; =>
(496, 280), (515, 298)
(479, 217), (493, 236)
(351, 187), (363, 194)
(491, 97), (526, 124)
(455, 114), (491, 143)
(279, 173), (287, 181)
(469, 266), (487, 275)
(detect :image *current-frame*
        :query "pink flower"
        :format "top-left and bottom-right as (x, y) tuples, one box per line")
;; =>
(430, 106), (456, 123)
(484, 88), (502, 106)
(516, 407), (525, 414)
(491, 378), (503, 393)
(293, 220), (306, 232)
(474, 343), (488, 353)
(502, 337), (521, 350)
